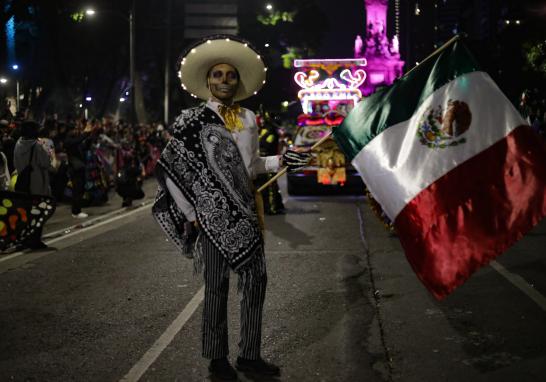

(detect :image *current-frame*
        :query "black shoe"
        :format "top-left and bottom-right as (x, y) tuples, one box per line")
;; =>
(209, 357), (237, 381)
(29, 245), (57, 252)
(27, 241), (47, 250)
(236, 357), (280, 376)
(122, 199), (133, 208)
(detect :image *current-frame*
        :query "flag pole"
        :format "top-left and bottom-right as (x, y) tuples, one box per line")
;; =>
(403, 34), (462, 78)
(257, 131), (332, 193)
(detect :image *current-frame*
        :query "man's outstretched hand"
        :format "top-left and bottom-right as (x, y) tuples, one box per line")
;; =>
(282, 149), (312, 173)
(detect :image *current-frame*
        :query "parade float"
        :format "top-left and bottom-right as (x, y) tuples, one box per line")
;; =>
(287, 0), (404, 195)
(287, 58), (367, 195)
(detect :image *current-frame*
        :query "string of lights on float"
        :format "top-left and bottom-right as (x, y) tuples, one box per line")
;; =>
(293, 59), (367, 114)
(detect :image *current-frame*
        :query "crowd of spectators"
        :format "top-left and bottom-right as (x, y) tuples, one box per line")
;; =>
(0, 114), (171, 217)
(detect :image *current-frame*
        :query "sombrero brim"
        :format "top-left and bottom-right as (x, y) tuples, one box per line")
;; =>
(178, 35), (266, 102)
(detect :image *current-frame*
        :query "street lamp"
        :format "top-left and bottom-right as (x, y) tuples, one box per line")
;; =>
(84, 96), (92, 119)
(266, 4), (273, 11)
(83, 4), (136, 124)
(11, 64), (20, 112)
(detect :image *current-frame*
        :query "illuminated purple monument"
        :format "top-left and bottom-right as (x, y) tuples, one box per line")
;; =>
(355, 0), (404, 96)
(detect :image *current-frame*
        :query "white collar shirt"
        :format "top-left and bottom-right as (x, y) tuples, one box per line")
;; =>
(205, 99), (280, 179)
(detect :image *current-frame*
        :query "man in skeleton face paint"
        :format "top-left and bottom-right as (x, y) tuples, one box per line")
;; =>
(152, 35), (310, 380)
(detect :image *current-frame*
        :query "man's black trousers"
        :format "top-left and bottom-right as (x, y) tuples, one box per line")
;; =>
(200, 233), (267, 360)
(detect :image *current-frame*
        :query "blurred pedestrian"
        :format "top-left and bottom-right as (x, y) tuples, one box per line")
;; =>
(0, 151), (9, 191)
(116, 154), (144, 207)
(13, 120), (56, 250)
(256, 110), (285, 215)
(1, 119), (17, 173)
(64, 124), (89, 219)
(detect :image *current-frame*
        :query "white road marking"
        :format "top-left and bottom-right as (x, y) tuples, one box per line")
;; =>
(44, 201), (153, 240)
(490, 260), (546, 312)
(0, 204), (152, 264)
(119, 286), (205, 382)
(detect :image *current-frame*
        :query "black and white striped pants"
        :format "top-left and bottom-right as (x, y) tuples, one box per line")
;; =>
(200, 234), (268, 360)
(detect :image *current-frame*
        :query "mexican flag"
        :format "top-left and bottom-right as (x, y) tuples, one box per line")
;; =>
(333, 38), (546, 300)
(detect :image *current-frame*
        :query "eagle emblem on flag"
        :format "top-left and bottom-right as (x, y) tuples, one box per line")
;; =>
(417, 99), (472, 148)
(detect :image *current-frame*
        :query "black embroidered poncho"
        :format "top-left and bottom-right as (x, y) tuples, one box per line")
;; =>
(152, 104), (264, 273)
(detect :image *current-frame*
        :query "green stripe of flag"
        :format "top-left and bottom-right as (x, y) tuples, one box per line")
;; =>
(333, 40), (480, 161)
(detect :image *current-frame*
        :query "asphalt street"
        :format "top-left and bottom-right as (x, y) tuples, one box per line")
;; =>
(1, 178), (545, 381)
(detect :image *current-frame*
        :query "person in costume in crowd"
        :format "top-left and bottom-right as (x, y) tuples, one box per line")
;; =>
(64, 123), (90, 219)
(0, 151), (10, 191)
(255, 109), (285, 215)
(0, 188), (57, 253)
(152, 35), (311, 380)
(1, 119), (17, 174)
(80, 123), (109, 207)
(0, 122), (11, 191)
(12, 120), (57, 250)
(116, 152), (145, 208)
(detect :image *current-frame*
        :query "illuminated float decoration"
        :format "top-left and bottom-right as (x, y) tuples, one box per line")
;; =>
(293, 58), (367, 116)
(294, 59), (366, 113)
(292, 59), (368, 187)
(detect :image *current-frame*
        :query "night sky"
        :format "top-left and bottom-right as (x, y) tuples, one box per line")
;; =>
(315, 0), (366, 58)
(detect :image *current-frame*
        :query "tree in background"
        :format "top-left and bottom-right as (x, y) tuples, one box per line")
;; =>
(524, 40), (546, 77)
(239, 0), (329, 111)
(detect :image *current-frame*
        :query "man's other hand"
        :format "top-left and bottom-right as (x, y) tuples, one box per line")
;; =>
(282, 149), (312, 173)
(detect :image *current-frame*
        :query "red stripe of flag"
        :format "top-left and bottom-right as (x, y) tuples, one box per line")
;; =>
(395, 126), (546, 300)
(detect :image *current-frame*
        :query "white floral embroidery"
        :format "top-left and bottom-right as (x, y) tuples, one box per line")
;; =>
(153, 105), (262, 270)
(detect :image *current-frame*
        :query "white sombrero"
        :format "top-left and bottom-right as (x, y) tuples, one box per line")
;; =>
(178, 35), (267, 102)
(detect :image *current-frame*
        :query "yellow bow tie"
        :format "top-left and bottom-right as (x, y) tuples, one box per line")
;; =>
(217, 103), (244, 132)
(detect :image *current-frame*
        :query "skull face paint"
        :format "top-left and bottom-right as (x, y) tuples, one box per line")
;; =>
(207, 63), (240, 104)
